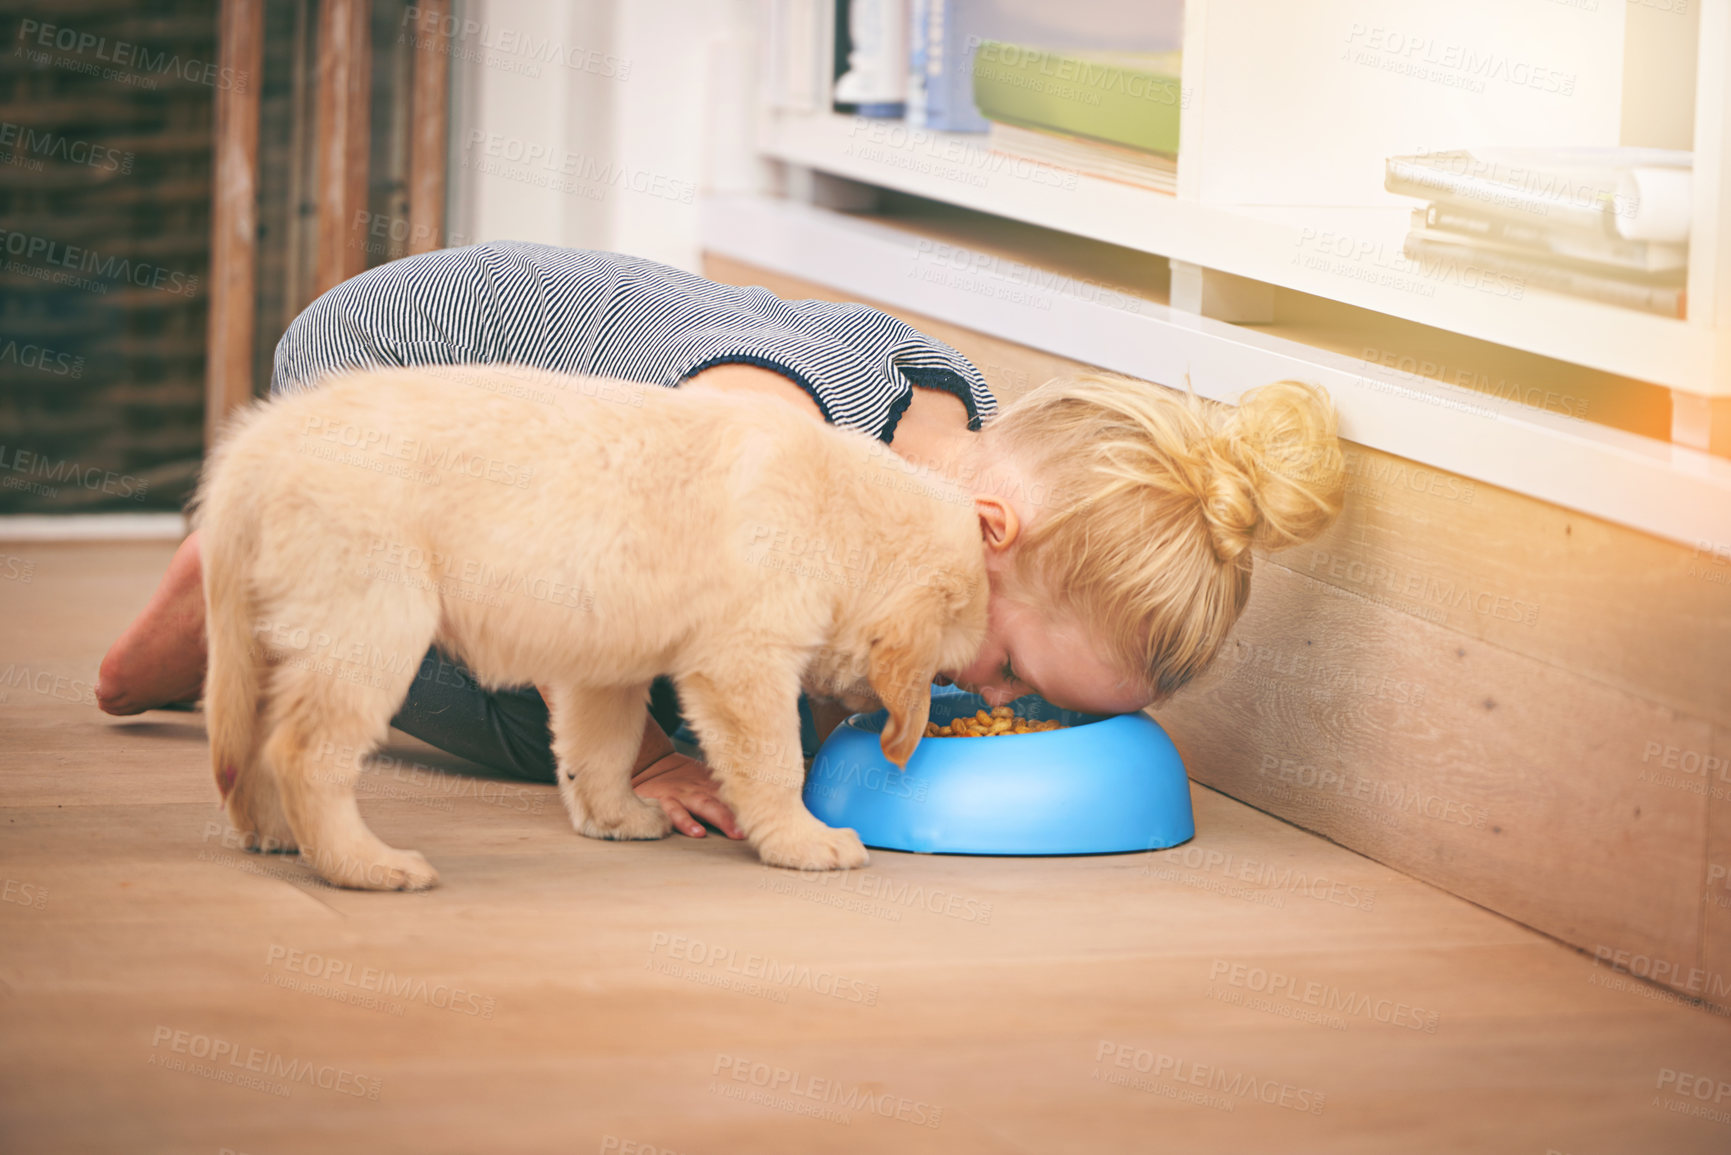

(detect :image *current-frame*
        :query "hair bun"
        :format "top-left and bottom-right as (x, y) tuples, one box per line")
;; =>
(1199, 380), (1345, 564)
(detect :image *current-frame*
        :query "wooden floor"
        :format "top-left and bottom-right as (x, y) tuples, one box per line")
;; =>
(3, 541), (1729, 1155)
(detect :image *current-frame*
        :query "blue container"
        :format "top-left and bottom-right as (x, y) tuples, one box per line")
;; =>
(802, 686), (1195, 856)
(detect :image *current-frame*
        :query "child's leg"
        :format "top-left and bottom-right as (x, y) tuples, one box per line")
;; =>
(675, 665), (868, 870)
(390, 660), (699, 788)
(545, 683), (673, 841)
(389, 648), (559, 781)
(97, 530), (207, 715)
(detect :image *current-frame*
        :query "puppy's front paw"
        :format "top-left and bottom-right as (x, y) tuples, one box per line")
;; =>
(574, 797), (674, 842)
(305, 846), (440, 891)
(225, 787), (298, 854)
(756, 823), (870, 871)
(375, 850), (440, 891)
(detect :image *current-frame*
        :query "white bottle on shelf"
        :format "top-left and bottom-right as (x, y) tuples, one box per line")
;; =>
(833, 0), (909, 118)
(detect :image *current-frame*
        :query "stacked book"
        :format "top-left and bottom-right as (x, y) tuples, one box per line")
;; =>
(971, 43), (1181, 195)
(1385, 148), (1692, 318)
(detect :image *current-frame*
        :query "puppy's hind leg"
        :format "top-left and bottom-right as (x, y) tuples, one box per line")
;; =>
(548, 683), (672, 841)
(266, 598), (442, 890)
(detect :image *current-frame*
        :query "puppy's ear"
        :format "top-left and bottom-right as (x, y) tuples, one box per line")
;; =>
(867, 611), (937, 769)
(866, 557), (988, 768)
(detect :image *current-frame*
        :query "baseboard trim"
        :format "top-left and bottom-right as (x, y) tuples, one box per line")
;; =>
(0, 513), (189, 541)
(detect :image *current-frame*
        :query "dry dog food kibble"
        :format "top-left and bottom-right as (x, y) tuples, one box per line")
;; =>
(924, 706), (1064, 738)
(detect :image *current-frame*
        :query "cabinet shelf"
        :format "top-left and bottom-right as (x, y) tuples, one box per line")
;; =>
(760, 110), (1721, 395)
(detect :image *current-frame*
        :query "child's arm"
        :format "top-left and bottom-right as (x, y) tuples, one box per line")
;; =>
(680, 362), (826, 420)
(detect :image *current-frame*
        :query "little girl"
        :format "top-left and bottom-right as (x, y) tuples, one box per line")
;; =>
(98, 242), (1344, 839)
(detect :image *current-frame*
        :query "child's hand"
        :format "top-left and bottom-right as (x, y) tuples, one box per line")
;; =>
(631, 754), (745, 840)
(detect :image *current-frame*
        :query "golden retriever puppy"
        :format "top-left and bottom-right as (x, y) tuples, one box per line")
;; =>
(195, 365), (987, 890)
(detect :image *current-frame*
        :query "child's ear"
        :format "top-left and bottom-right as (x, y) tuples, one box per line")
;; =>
(975, 495), (1020, 552)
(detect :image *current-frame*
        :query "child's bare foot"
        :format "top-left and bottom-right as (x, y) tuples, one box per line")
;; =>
(97, 530), (208, 715)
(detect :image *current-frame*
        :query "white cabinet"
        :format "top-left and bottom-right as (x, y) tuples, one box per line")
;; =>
(747, 0), (1731, 454)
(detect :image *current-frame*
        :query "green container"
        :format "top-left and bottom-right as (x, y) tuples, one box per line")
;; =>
(971, 42), (1182, 156)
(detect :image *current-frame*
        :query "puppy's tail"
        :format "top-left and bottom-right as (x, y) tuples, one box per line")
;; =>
(191, 408), (270, 808)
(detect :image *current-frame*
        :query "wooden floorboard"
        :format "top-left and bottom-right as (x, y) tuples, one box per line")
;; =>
(2, 541), (1729, 1154)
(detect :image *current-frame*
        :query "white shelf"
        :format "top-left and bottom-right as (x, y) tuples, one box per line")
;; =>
(759, 110), (1724, 396)
(702, 193), (1731, 551)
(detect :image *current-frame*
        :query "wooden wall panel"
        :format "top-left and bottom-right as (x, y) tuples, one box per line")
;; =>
(1701, 726), (1731, 1007)
(1159, 559), (1710, 985)
(702, 253), (1729, 1008)
(1284, 444), (1730, 729)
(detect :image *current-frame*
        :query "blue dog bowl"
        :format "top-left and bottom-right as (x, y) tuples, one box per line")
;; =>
(802, 686), (1195, 856)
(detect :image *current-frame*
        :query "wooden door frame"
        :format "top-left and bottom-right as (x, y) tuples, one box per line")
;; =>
(205, 0), (450, 446)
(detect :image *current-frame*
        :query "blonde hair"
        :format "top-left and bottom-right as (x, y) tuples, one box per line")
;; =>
(983, 375), (1346, 701)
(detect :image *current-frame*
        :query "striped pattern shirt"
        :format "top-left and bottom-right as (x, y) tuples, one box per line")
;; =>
(271, 242), (996, 441)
